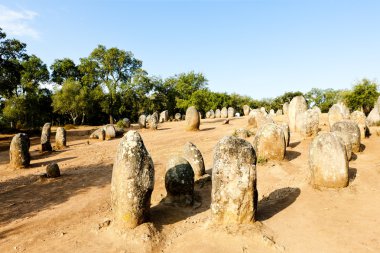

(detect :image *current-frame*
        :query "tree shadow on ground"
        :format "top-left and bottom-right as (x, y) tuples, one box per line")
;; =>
(150, 177), (212, 230)
(285, 150), (301, 161)
(349, 167), (357, 183)
(29, 156), (77, 168)
(289, 141), (301, 148)
(257, 187), (301, 221)
(0, 162), (112, 226)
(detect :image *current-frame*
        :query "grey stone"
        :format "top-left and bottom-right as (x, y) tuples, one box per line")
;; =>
(252, 123), (286, 161)
(183, 142), (205, 179)
(41, 123), (52, 151)
(283, 102), (289, 115)
(350, 111), (368, 139)
(122, 118), (131, 128)
(221, 107), (228, 118)
(89, 128), (105, 140)
(280, 123), (290, 147)
(331, 121), (361, 152)
(367, 106), (380, 126)
(55, 127), (66, 149)
(138, 115), (147, 129)
(215, 109), (221, 118)
(159, 110), (169, 123)
(288, 96), (307, 132)
(185, 106), (200, 131)
(9, 133), (30, 169)
(332, 131), (353, 161)
(46, 163), (61, 178)
(227, 107), (235, 118)
(243, 105), (250, 116)
(174, 113), (182, 121)
(148, 112), (159, 130)
(296, 109), (319, 137)
(104, 124), (116, 140)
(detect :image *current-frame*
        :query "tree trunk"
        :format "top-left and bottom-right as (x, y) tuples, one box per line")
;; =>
(109, 114), (113, 124)
(81, 113), (85, 125)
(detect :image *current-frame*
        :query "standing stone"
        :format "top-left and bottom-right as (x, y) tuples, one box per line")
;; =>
(296, 109), (319, 137)
(46, 163), (61, 178)
(332, 131), (353, 161)
(9, 133), (30, 169)
(312, 106), (322, 114)
(183, 142), (205, 179)
(221, 107), (228, 118)
(280, 123), (290, 147)
(260, 107), (267, 114)
(138, 115), (147, 129)
(148, 112), (159, 130)
(367, 106), (380, 126)
(41, 123), (52, 151)
(209, 109), (215, 119)
(205, 111), (211, 119)
(104, 124), (116, 140)
(122, 118), (131, 128)
(248, 110), (274, 128)
(55, 127), (66, 149)
(234, 128), (249, 139)
(283, 102), (289, 115)
(185, 106), (200, 131)
(276, 109), (283, 116)
(288, 96), (307, 132)
(350, 111), (368, 139)
(227, 107), (235, 118)
(164, 156), (194, 205)
(243, 105), (250, 116)
(89, 128), (105, 140)
(309, 133), (348, 188)
(215, 109), (221, 118)
(269, 109), (275, 116)
(331, 121), (361, 152)
(252, 123), (286, 161)
(211, 136), (257, 224)
(159, 110), (169, 123)
(181, 115), (186, 121)
(111, 131), (154, 229)
(174, 113), (182, 121)
(328, 103), (350, 129)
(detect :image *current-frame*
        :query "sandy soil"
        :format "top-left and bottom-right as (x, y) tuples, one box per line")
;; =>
(1, 115), (380, 253)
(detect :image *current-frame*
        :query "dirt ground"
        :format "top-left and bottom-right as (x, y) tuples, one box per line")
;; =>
(1, 114), (380, 253)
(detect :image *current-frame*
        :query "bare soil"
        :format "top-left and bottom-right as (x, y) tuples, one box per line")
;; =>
(1, 115), (380, 253)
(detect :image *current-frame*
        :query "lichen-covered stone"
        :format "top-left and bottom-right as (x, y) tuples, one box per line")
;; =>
(215, 109), (221, 118)
(309, 133), (348, 188)
(148, 112), (159, 130)
(104, 124), (116, 140)
(111, 131), (154, 229)
(313, 106), (322, 114)
(221, 107), (228, 118)
(122, 118), (131, 128)
(185, 106), (200, 131)
(89, 128), (105, 140)
(280, 123), (290, 147)
(55, 127), (66, 149)
(159, 110), (169, 123)
(252, 123), (286, 161)
(288, 96), (307, 132)
(41, 123), (52, 151)
(283, 102), (289, 115)
(243, 105), (250, 116)
(328, 103), (350, 129)
(211, 136), (257, 224)
(174, 113), (182, 121)
(227, 107), (235, 118)
(367, 107), (380, 126)
(165, 156), (194, 205)
(234, 128), (250, 139)
(46, 163), (61, 178)
(331, 121), (361, 152)
(332, 131), (353, 161)
(276, 109), (283, 116)
(248, 110), (274, 129)
(350, 111), (368, 139)
(296, 109), (319, 137)
(138, 115), (147, 129)
(9, 133), (30, 169)
(209, 109), (215, 119)
(183, 142), (205, 179)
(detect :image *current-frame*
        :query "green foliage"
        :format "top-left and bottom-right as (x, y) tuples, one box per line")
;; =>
(305, 88), (345, 112)
(344, 79), (379, 115)
(50, 58), (81, 85)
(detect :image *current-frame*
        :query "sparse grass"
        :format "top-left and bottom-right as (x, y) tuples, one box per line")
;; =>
(257, 156), (268, 165)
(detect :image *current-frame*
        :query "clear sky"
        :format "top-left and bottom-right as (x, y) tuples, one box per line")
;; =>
(0, 0), (379, 99)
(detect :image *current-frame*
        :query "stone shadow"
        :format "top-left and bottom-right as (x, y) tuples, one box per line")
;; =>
(257, 187), (301, 221)
(200, 127), (216, 131)
(29, 156), (76, 168)
(285, 150), (301, 161)
(349, 167), (357, 183)
(289, 141), (301, 148)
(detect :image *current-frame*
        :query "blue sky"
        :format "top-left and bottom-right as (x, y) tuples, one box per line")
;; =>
(0, 0), (379, 99)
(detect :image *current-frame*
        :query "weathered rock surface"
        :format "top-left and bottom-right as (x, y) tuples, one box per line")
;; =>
(288, 96), (307, 132)
(350, 111), (368, 139)
(111, 131), (154, 229)
(164, 156), (194, 205)
(221, 107), (228, 118)
(46, 163), (61, 178)
(331, 121), (361, 152)
(148, 112), (159, 130)
(296, 109), (319, 137)
(9, 133), (30, 169)
(185, 106), (200, 131)
(159, 110), (169, 123)
(138, 115), (147, 129)
(174, 113), (182, 121)
(41, 123), (52, 151)
(309, 133), (348, 188)
(280, 123), (290, 147)
(183, 142), (205, 179)
(367, 106), (380, 126)
(211, 136), (257, 224)
(332, 131), (353, 161)
(276, 109), (283, 116)
(328, 103), (350, 129)
(252, 123), (286, 161)
(122, 118), (131, 128)
(283, 102), (289, 115)
(209, 109), (215, 119)
(55, 127), (66, 149)
(248, 110), (274, 129)
(89, 128), (105, 140)
(227, 107), (235, 118)
(243, 105), (250, 116)
(215, 109), (221, 118)
(104, 124), (116, 140)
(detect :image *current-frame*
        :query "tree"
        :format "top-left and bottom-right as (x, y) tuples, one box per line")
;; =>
(345, 79), (379, 115)
(50, 58), (80, 85)
(80, 45), (142, 123)
(305, 88), (344, 112)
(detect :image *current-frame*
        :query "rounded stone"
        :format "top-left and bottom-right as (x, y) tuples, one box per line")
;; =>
(367, 106), (380, 126)
(215, 109), (221, 118)
(206, 111), (211, 119)
(122, 118), (131, 128)
(331, 121), (361, 152)
(138, 115), (147, 128)
(227, 107), (235, 118)
(328, 103), (350, 129)
(111, 131), (154, 229)
(41, 123), (52, 151)
(248, 110), (274, 129)
(332, 131), (353, 161)
(252, 123), (286, 161)
(9, 133), (30, 169)
(276, 109), (283, 116)
(221, 107), (228, 118)
(280, 123), (290, 147)
(183, 142), (205, 178)
(296, 109), (319, 137)
(104, 124), (116, 140)
(350, 111), (368, 139)
(55, 127), (66, 149)
(148, 112), (159, 130)
(159, 110), (169, 123)
(165, 156), (194, 205)
(185, 106), (200, 131)
(288, 96), (307, 132)
(243, 105), (250, 116)
(46, 163), (61, 178)
(174, 113), (182, 121)
(309, 133), (348, 188)
(283, 102), (289, 115)
(209, 109), (215, 119)
(211, 136), (257, 224)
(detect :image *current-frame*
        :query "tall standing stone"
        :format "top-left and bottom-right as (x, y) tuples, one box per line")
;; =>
(331, 121), (361, 152)
(350, 111), (368, 139)
(9, 133), (30, 169)
(288, 96), (307, 132)
(159, 110), (169, 123)
(209, 109), (215, 119)
(227, 107), (235, 118)
(211, 136), (257, 224)
(328, 103), (350, 129)
(280, 123), (290, 147)
(283, 102), (289, 115)
(183, 142), (205, 179)
(296, 109), (319, 137)
(55, 127), (66, 149)
(367, 106), (380, 126)
(111, 131), (154, 229)
(276, 109), (283, 116)
(138, 115), (147, 129)
(243, 105), (250, 116)
(104, 124), (116, 140)
(252, 123), (286, 161)
(185, 106), (200, 131)
(41, 123), (52, 151)
(221, 107), (228, 118)
(309, 133), (348, 188)
(215, 109), (221, 118)
(149, 112), (159, 130)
